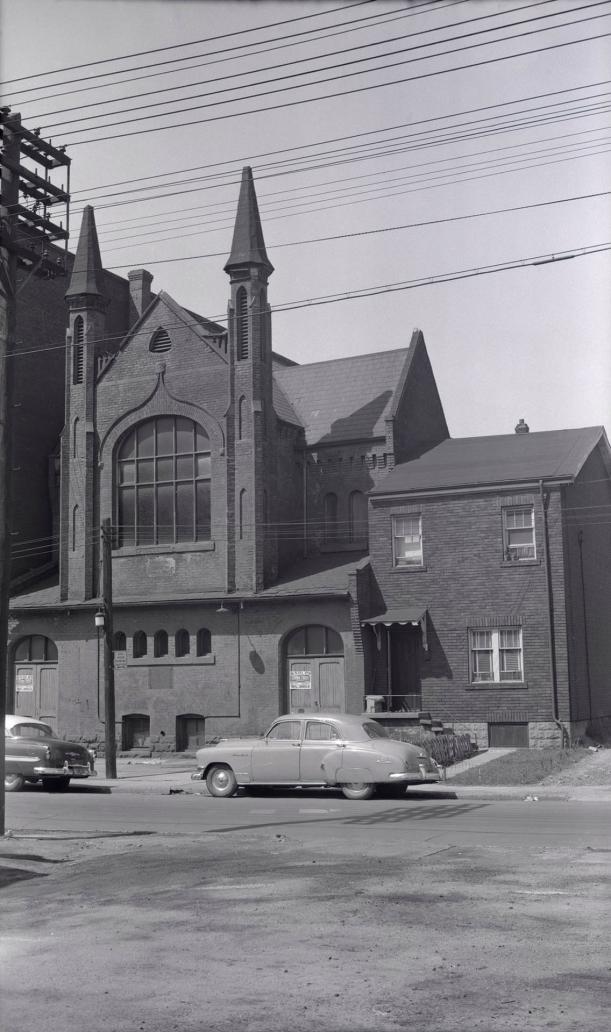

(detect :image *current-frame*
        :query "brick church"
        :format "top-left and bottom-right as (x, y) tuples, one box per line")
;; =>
(9, 168), (611, 751)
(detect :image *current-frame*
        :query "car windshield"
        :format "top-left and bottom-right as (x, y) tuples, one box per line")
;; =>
(362, 721), (389, 739)
(11, 722), (54, 739)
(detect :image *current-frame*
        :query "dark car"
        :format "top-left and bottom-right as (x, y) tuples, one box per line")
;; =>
(4, 715), (96, 792)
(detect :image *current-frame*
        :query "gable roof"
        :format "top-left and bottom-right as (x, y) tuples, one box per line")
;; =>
(274, 346), (411, 446)
(372, 426), (608, 495)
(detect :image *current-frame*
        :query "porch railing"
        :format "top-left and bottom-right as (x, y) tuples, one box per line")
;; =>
(364, 693), (422, 713)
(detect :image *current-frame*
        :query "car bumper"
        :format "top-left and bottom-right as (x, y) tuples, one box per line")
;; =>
(32, 765), (96, 779)
(389, 764), (443, 783)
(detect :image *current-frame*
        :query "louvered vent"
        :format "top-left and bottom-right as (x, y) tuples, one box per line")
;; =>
(149, 329), (172, 353)
(73, 345), (84, 384)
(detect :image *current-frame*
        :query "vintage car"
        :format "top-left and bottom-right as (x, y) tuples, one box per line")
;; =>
(4, 715), (97, 792)
(192, 712), (442, 799)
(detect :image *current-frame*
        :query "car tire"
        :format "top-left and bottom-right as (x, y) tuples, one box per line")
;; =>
(206, 765), (238, 798)
(43, 777), (71, 792)
(4, 773), (25, 792)
(341, 782), (375, 800)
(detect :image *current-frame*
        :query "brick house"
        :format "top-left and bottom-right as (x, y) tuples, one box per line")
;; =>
(364, 424), (611, 747)
(8, 167), (449, 751)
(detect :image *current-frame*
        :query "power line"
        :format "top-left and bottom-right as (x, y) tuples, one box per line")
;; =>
(40, 7), (611, 134)
(62, 26), (611, 147)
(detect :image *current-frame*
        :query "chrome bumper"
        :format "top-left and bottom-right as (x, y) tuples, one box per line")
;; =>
(388, 763), (443, 782)
(33, 764), (96, 779)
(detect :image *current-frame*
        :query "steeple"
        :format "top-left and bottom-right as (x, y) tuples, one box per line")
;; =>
(224, 167), (273, 278)
(65, 205), (106, 300)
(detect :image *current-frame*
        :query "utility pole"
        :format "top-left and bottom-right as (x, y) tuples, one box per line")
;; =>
(101, 518), (117, 779)
(0, 108), (70, 833)
(0, 112), (19, 837)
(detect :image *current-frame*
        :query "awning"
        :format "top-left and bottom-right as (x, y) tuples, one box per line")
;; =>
(361, 607), (428, 652)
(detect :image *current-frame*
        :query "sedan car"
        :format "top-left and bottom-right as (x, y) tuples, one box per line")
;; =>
(4, 715), (97, 792)
(192, 712), (442, 799)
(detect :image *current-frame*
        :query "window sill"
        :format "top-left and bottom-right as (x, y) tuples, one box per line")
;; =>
(114, 540), (215, 557)
(391, 564), (427, 572)
(501, 559), (540, 568)
(319, 542), (368, 553)
(467, 681), (527, 690)
(125, 654), (216, 667)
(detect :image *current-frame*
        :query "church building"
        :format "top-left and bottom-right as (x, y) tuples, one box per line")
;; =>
(9, 167), (449, 751)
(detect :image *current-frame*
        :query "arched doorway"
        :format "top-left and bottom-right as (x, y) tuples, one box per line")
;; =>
(12, 635), (58, 723)
(285, 625), (344, 714)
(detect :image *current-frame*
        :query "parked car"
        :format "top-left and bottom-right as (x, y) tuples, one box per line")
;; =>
(192, 712), (442, 799)
(4, 715), (97, 792)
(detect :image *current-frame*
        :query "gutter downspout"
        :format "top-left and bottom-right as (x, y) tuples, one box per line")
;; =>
(302, 454), (308, 558)
(540, 480), (566, 746)
(577, 530), (593, 722)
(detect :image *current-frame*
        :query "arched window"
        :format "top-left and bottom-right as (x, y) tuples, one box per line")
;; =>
(113, 631), (126, 651)
(286, 626), (343, 656)
(116, 416), (211, 546)
(149, 328), (172, 353)
(73, 416), (80, 457)
(238, 395), (247, 440)
(72, 317), (84, 384)
(349, 490), (368, 545)
(239, 488), (246, 540)
(133, 631), (147, 659)
(196, 628), (211, 657)
(175, 629), (190, 658)
(323, 492), (338, 544)
(236, 287), (248, 360)
(154, 630), (168, 658)
(72, 504), (79, 551)
(13, 635), (58, 663)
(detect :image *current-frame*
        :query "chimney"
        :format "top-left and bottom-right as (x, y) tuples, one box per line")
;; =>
(128, 268), (153, 325)
(515, 418), (530, 434)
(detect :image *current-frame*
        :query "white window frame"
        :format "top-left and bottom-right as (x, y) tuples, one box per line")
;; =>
(503, 506), (535, 561)
(469, 627), (523, 684)
(392, 515), (423, 567)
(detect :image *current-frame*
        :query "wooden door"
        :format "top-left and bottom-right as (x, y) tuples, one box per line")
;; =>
(288, 657), (344, 713)
(14, 664), (57, 722)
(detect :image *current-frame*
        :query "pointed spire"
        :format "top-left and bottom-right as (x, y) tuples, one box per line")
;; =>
(65, 205), (106, 299)
(224, 167), (273, 277)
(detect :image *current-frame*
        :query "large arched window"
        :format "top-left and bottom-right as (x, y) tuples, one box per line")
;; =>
(286, 625), (343, 656)
(349, 490), (368, 545)
(116, 416), (211, 546)
(14, 635), (58, 663)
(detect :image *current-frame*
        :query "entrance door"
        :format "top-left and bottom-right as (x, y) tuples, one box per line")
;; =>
(389, 625), (422, 711)
(286, 625), (345, 714)
(12, 636), (58, 723)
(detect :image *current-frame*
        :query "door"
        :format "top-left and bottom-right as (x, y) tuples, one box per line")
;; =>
(251, 719), (301, 781)
(286, 626), (345, 714)
(299, 719), (343, 782)
(14, 664), (58, 722)
(389, 625), (422, 711)
(176, 715), (206, 751)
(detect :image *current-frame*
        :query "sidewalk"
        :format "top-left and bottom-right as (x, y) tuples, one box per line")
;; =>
(85, 752), (611, 802)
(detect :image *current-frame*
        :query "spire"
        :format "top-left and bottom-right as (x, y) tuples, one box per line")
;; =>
(224, 167), (273, 277)
(65, 205), (106, 299)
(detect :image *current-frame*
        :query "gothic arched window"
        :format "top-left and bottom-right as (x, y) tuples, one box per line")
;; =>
(349, 490), (368, 545)
(116, 416), (211, 546)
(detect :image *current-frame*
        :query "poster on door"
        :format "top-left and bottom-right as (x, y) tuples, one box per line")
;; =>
(15, 670), (34, 692)
(290, 666), (312, 692)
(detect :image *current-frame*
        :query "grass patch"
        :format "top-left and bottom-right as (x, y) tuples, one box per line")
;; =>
(449, 747), (589, 786)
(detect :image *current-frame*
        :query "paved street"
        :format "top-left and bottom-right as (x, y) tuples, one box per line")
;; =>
(2, 786), (611, 1032)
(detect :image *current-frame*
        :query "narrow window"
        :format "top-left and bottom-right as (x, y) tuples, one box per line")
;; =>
(236, 287), (248, 360)
(71, 504), (79, 551)
(469, 627), (523, 683)
(238, 395), (247, 440)
(349, 490), (368, 545)
(114, 631), (126, 651)
(323, 493), (338, 544)
(72, 317), (84, 385)
(196, 628), (211, 657)
(239, 488), (246, 540)
(503, 506), (535, 561)
(175, 629), (190, 658)
(73, 417), (80, 458)
(154, 630), (168, 658)
(392, 515), (423, 567)
(133, 631), (147, 659)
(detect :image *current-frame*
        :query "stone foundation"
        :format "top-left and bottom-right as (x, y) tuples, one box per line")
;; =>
(528, 721), (565, 748)
(451, 722), (488, 750)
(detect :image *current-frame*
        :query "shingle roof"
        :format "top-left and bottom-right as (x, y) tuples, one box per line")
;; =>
(274, 347), (410, 446)
(258, 553), (368, 598)
(372, 426), (607, 495)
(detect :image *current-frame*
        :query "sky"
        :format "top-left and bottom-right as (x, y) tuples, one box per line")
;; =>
(1, 0), (610, 439)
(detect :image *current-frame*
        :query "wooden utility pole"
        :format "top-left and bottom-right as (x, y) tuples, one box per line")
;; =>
(0, 112), (19, 837)
(101, 518), (117, 779)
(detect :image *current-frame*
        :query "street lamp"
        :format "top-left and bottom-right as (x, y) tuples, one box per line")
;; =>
(94, 609), (105, 629)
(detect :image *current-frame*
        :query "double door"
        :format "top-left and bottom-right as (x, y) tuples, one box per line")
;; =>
(13, 664), (58, 724)
(288, 657), (344, 713)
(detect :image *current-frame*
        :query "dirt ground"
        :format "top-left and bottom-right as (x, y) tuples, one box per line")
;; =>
(2, 819), (610, 1032)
